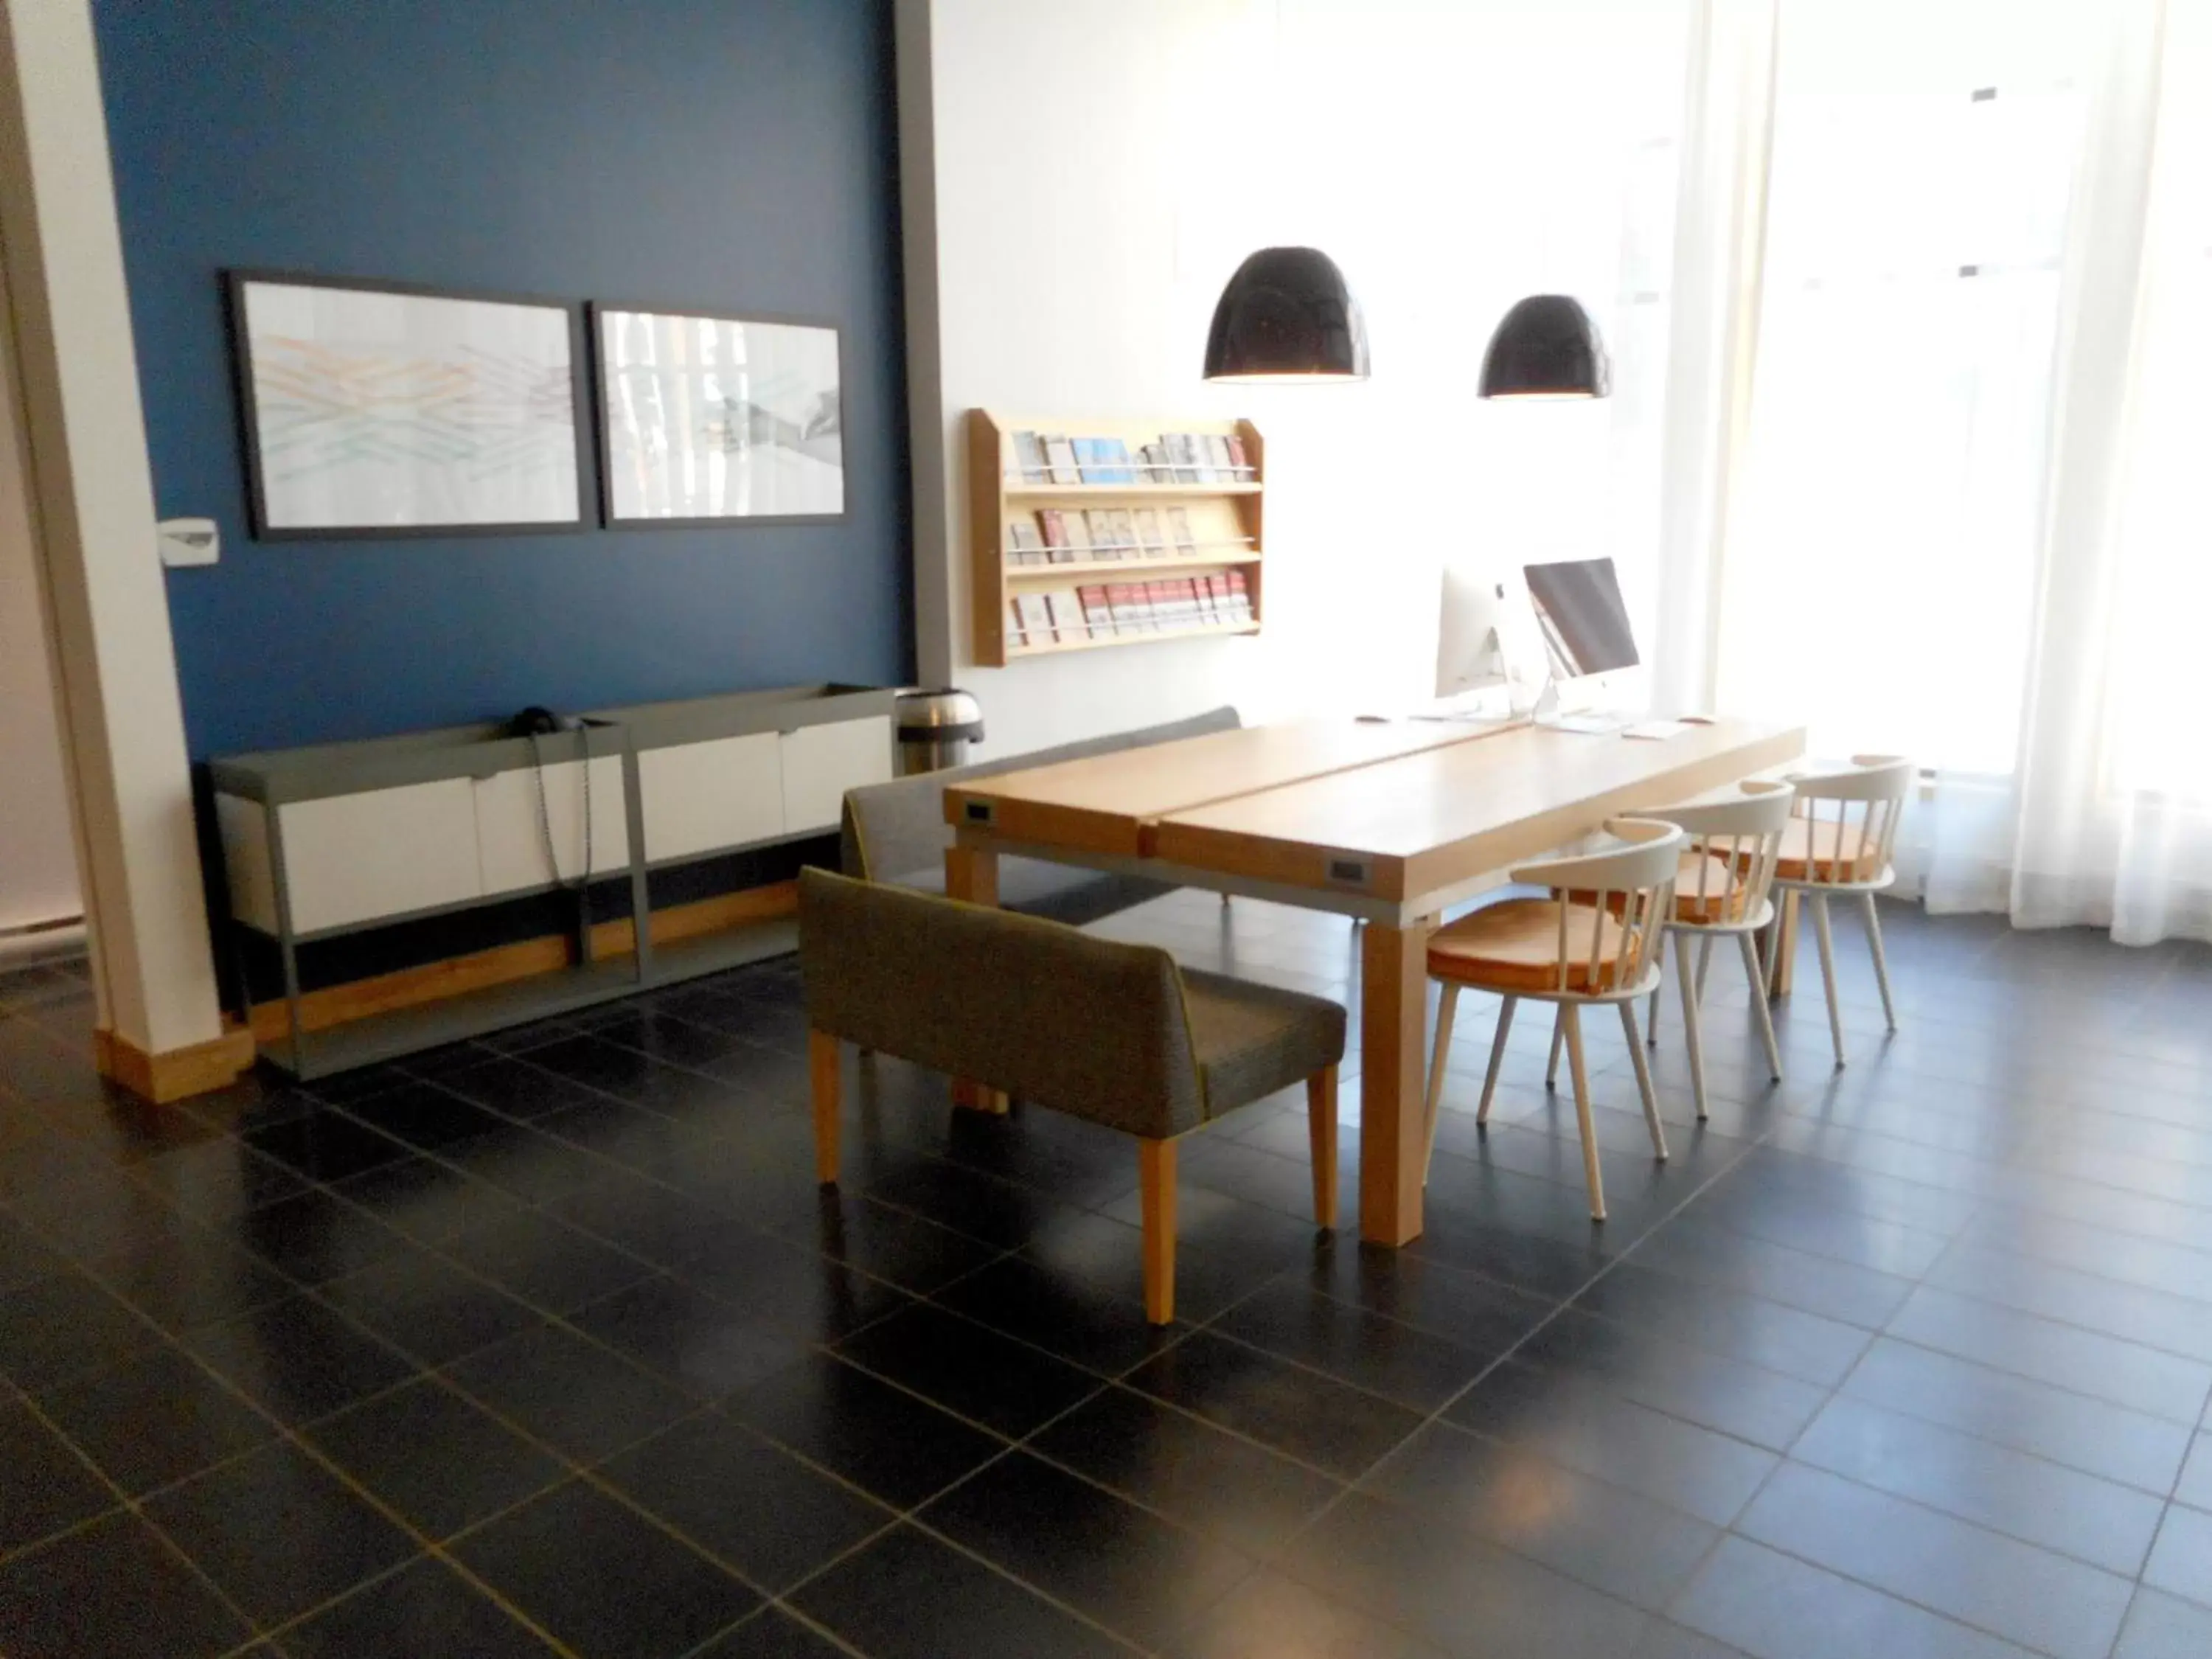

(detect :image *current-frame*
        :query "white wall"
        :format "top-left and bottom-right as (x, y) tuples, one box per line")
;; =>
(901, 0), (1423, 761)
(901, 0), (1691, 760)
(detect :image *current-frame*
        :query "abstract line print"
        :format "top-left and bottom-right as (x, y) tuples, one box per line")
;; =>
(238, 279), (581, 532)
(596, 307), (843, 523)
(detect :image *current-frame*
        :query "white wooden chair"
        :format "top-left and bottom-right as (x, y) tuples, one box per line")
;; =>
(1766, 755), (1911, 1067)
(1419, 819), (1684, 1221)
(1634, 779), (1792, 1119)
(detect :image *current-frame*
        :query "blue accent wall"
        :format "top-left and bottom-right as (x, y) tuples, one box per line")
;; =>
(94, 0), (910, 757)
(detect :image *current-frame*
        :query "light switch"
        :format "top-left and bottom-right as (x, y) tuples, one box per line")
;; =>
(157, 518), (220, 567)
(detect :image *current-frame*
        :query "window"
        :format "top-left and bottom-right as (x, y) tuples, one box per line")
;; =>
(1717, 15), (2089, 773)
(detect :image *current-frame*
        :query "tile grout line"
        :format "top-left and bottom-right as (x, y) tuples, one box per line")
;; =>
(347, 1018), (1167, 1320)
(1209, 1101), (1781, 1644)
(0, 1020), (1814, 1638)
(15, 1236), (592, 1658)
(1239, 960), (2151, 1641)
(27, 1006), (1334, 1652)
(13, 922), (2212, 1658)
(714, 1352), (1186, 1659)
(2, 1385), (268, 1649)
(1607, 1010), (2154, 1644)
(251, 1049), (1300, 1659)
(7, 1090), (944, 1653)
(749, 1240), (1397, 1649)
(1583, 1029), (2182, 1653)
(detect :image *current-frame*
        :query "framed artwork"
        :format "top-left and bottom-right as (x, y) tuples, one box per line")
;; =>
(590, 303), (845, 526)
(227, 271), (588, 538)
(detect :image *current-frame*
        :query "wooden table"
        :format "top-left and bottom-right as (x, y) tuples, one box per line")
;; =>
(942, 715), (1805, 1245)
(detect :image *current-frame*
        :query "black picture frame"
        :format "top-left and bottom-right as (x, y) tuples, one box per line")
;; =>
(226, 268), (592, 540)
(587, 299), (848, 529)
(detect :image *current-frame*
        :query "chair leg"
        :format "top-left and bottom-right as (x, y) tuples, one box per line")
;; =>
(1618, 1000), (1667, 1160)
(1695, 933), (1714, 1003)
(808, 1029), (841, 1185)
(1562, 1004), (1605, 1222)
(1220, 891), (1233, 909)
(1739, 931), (1784, 1081)
(1477, 994), (1516, 1127)
(1545, 1005), (1565, 1090)
(1307, 1067), (1339, 1229)
(1810, 891), (1846, 1068)
(1674, 930), (1709, 1121)
(1861, 891), (1898, 1031)
(1422, 982), (1460, 1181)
(1648, 960), (1663, 1046)
(1138, 1138), (1177, 1325)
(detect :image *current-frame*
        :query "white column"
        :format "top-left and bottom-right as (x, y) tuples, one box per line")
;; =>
(0, 260), (80, 940)
(0, 0), (240, 1085)
(893, 0), (952, 692)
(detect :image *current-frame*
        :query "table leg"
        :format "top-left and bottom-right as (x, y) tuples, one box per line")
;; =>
(1358, 918), (1430, 1247)
(943, 846), (1009, 1114)
(1773, 890), (1801, 996)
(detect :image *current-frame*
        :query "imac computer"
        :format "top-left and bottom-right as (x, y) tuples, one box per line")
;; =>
(1435, 568), (1512, 701)
(1522, 556), (1648, 733)
(1433, 566), (1545, 719)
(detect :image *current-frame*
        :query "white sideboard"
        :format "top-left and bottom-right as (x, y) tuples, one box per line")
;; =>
(208, 684), (895, 1077)
(215, 692), (891, 944)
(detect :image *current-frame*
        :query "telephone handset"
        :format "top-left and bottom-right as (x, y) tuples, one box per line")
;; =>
(507, 708), (592, 887)
(509, 706), (583, 738)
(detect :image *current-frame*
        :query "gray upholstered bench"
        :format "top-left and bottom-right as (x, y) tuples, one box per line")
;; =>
(798, 869), (1343, 1324)
(838, 706), (1241, 926)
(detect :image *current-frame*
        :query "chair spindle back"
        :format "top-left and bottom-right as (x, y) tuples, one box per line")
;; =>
(1787, 755), (1912, 888)
(1513, 818), (1686, 997)
(1642, 778), (1795, 927)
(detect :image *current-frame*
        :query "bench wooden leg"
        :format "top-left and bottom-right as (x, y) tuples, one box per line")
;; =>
(944, 846), (1009, 1114)
(1138, 1138), (1176, 1325)
(1307, 1065), (1339, 1231)
(809, 1029), (841, 1185)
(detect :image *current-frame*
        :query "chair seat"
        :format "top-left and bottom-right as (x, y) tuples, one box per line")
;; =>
(1772, 818), (1883, 884)
(1181, 970), (1346, 1119)
(1427, 897), (1638, 995)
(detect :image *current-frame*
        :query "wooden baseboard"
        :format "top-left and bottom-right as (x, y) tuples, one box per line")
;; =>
(94, 1025), (257, 1105)
(246, 881), (799, 1045)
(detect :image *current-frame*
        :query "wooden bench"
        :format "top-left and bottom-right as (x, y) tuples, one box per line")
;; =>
(797, 868), (1343, 1323)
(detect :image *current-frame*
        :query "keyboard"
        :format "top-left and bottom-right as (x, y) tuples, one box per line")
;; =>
(1542, 714), (1694, 739)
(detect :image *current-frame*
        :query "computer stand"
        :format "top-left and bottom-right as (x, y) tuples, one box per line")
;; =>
(1529, 678), (1629, 736)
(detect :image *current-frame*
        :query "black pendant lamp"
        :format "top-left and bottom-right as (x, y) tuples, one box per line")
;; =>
(1478, 294), (1610, 398)
(1203, 246), (1369, 382)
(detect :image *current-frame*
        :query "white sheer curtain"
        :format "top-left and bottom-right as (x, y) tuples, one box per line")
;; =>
(1649, 0), (1776, 713)
(2004, 0), (2212, 941)
(1666, 0), (2212, 943)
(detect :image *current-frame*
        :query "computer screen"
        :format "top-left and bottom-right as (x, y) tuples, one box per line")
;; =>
(1523, 557), (1638, 681)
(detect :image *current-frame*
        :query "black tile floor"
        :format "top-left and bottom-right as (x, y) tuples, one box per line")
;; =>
(2, 893), (2211, 1658)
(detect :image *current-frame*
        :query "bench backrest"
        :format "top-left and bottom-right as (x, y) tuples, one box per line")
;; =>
(841, 706), (1242, 882)
(797, 868), (1204, 1137)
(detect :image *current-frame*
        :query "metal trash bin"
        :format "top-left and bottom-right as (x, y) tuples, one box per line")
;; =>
(894, 688), (984, 775)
